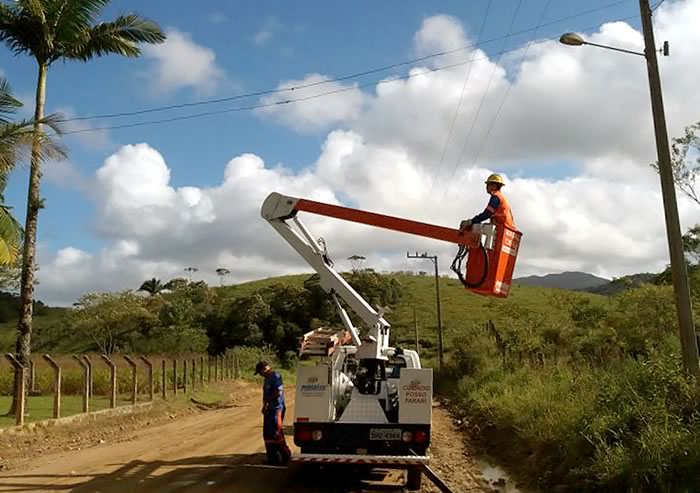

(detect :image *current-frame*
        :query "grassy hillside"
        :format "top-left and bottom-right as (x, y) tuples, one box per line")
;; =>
(0, 307), (68, 353)
(219, 271), (605, 365)
(0, 272), (604, 356)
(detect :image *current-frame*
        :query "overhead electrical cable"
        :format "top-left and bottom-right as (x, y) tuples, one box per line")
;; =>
(424, 0), (494, 215)
(431, 0), (525, 218)
(65, 13), (638, 136)
(63, 0), (633, 124)
(442, 0), (556, 216)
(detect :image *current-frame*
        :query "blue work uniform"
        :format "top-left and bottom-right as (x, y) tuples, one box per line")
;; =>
(262, 371), (291, 464)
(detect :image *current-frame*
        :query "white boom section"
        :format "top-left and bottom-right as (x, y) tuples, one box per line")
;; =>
(261, 192), (390, 360)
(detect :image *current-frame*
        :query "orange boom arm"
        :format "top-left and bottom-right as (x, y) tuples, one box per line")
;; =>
(293, 198), (481, 248)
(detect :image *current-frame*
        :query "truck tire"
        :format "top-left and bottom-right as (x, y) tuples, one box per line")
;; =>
(406, 466), (422, 491)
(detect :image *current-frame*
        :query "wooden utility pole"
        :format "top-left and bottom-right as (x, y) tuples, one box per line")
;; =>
(639, 0), (700, 375)
(407, 252), (444, 369)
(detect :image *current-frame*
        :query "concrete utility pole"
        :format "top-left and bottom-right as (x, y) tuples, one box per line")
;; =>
(560, 1), (700, 376)
(407, 252), (444, 369)
(638, 0), (700, 376)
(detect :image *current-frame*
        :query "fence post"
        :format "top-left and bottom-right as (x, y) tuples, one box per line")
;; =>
(72, 355), (89, 413)
(225, 355), (229, 379)
(123, 356), (137, 405)
(161, 359), (167, 400)
(207, 356), (212, 383)
(172, 359), (178, 395)
(5, 354), (25, 426)
(140, 356), (154, 402)
(183, 359), (188, 394)
(82, 355), (93, 400)
(29, 359), (36, 394)
(191, 358), (196, 391)
(42, 354), (61, 419)
(234, 354), (240, 379)
(200, 355), (204, 386)
(100, 354), (117, 409)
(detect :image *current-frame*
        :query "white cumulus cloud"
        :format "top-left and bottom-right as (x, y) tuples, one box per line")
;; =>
(257, 74), (369, 133)
(142, 29), (227, 95)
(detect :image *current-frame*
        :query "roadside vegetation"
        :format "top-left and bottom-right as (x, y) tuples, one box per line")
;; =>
(3, 264), (699, 490)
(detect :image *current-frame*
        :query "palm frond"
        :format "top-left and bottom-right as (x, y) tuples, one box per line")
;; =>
(50, 0), (109, 47)
(0, 75), (22, 124)
(0, 2), (51, 62)
(17, 0), (47, 22)
(66, 14), (165, 61)
(0, 113), (67, 174)
(0, 204), (23, 266)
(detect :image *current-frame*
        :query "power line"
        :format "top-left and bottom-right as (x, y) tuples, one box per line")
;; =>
(443, 0), (556, 217)
(64, 0), (633, 124)
(651, 0), (667, 12)
(63, 52), (519, 134)
(424, 0), (494, 214)
(64, 14), (640, 136)
(431, 0), (525, 218)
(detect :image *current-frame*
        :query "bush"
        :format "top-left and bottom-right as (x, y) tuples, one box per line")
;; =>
(227, 345), (278, 378)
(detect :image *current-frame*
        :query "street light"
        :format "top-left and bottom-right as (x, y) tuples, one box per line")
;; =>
(407, 252), (444, 370)
(559, 0), (700, 376)
(559, 32), (645, 56)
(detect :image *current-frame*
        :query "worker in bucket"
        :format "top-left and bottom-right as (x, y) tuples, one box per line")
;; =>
(459, 173), (515, 232)
(255, 360), (292, 465)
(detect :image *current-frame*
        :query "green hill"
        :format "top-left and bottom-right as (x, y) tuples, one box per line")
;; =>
(0, 272), (604, 356)
(217, 271), (605, 364)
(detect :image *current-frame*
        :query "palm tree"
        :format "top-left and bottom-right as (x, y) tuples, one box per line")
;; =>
(138, 278), (163, 296)
(0, 0), (165, 416)
(0, 76), (64, 266)
(216, 267), (230, 286)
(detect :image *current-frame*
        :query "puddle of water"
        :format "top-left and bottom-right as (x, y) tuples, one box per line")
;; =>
(476, 459), (523, 493)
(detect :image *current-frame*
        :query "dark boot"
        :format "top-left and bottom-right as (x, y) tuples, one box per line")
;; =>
(265, 443), (281, 465)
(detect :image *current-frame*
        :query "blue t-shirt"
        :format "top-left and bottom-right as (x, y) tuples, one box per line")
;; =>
(263, 371), (285, 410)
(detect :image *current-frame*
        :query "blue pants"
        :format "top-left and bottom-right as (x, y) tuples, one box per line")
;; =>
(263, 405), (291, 464)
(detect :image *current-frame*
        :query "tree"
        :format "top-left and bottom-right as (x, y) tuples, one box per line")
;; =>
(652, 121), (700, 206)
(347, 255), (366, 272)
(0, 75), (64, 266)
(184, 266), (198, 282)
(71, 291), (156, 354)
(138, 277), (164, 296)
(682, 224), (700, 264)
(216, 267), (230, 286)
(164, 277), (188, 291)
(0, 0), (165, 415)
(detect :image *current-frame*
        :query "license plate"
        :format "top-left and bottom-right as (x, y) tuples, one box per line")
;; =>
(370, 428), (401, 440)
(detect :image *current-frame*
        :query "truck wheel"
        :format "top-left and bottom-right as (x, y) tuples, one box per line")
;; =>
(406, 467), (422, 491)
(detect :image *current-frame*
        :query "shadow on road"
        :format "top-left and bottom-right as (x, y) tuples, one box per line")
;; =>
(0, 454), (405, 493)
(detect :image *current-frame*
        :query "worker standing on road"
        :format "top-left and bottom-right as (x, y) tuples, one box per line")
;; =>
(459, 173), (515, 232)
(255, 360), (292, 465)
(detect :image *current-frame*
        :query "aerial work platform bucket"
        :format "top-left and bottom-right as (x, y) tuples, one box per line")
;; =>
(464, 225), (522, 297)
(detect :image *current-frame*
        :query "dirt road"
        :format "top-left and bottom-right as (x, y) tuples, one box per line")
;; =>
(0, 382), (492, 493)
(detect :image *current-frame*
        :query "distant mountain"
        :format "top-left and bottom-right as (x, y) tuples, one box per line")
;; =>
(514, 271), (610, 291)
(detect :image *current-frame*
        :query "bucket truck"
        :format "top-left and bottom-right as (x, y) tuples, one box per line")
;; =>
(260, 192), (522, 490)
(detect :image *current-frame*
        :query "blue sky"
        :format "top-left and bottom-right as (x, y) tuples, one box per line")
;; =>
(2, 0), (698, 305)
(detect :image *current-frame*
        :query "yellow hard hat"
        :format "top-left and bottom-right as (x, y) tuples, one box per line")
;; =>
(485, 173), (505, 186)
